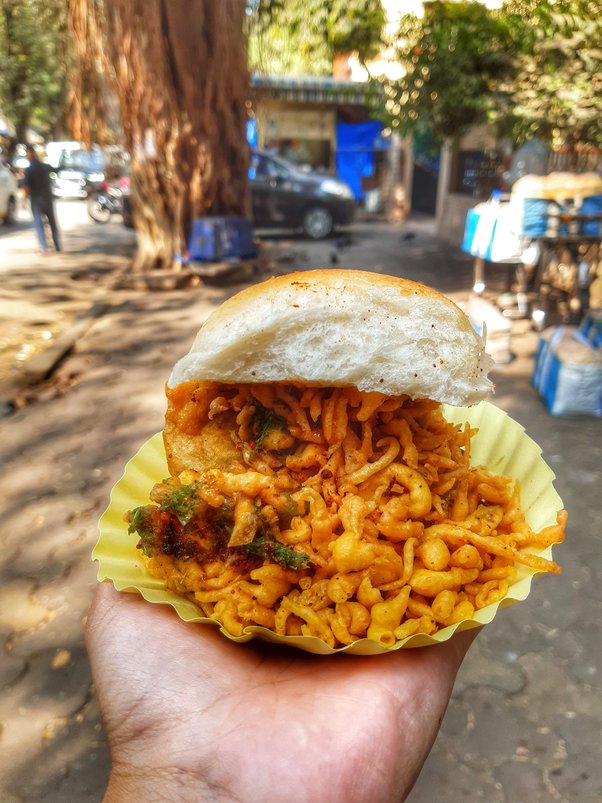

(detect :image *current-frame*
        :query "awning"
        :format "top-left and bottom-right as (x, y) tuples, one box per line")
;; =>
(250, 74), (383, 108)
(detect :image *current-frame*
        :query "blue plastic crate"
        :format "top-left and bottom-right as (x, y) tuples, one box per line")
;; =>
(188, 216), (256, 262)
(521, 198), (569, 237)
(581, 194), (602, 236)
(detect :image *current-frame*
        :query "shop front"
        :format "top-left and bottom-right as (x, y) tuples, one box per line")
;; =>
(255, 103), (336, 172)
(249, 75), (395, 208)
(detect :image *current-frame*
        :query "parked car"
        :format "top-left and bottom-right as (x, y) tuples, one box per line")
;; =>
(9, 145), (30, 188)
(49, 145), (106, 199)
(250, 150), (355, 239)
(0, 160), (18, 224)
(121, 150), (356, 240)
(44, 140), (81, 169)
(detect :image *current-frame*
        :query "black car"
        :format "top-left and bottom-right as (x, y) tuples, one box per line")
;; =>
(250, 150), (355, 239)
(51, 147), (106, 199)
(122, 151), (356, 239)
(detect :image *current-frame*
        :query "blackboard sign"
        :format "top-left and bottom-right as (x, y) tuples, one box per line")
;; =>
(455, 150), (502, 198)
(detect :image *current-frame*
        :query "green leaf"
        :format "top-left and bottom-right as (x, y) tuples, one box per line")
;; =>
(159, 481), (202, 524)
(250, 402), (287, 452)
(126, 506), (159, 557)
(244, 533), (310, 570)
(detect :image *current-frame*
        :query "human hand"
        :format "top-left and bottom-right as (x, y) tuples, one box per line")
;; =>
(86, 583), (478, 803)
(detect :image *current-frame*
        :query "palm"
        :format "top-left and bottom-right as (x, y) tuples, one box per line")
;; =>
(87, 585), (476, 803)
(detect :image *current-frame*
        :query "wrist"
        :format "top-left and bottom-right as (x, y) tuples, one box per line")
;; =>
(105, 762), (221, 803)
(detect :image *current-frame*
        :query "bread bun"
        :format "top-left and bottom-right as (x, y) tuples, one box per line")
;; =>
(169, 269), (494, 407)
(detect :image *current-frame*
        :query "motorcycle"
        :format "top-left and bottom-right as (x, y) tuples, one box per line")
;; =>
(87, 181), (123, 223)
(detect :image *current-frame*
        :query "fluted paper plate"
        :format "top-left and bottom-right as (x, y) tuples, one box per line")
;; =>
(94, 401), (564, 654)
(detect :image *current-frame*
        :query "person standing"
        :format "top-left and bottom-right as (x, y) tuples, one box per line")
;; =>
(23, 144), (61, 252)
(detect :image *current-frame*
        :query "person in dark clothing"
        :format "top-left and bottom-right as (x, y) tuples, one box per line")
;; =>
(23, 144), (61, 252)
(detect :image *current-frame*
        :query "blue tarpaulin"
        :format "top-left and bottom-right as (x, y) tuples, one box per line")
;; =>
(335, 121), (383, 201)
(246, 118), (258, 148)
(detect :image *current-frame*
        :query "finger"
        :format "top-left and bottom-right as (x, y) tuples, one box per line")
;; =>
(86, 582), (480, 683)
(85, 582), (138, 655)
(403, 626), (480, 704)
(440, 624), (481, 671)
(86, 582), (187, 646)
(85, 583), (256, 678)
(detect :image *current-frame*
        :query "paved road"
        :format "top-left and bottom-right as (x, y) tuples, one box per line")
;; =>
(0, 199), (136, 399)
(0, 212), (600, 801)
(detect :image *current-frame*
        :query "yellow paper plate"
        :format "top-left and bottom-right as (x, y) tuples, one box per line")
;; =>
(94, 401), (564, 655)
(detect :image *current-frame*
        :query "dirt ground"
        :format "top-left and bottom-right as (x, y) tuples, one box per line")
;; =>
(1, 204), (601, 802)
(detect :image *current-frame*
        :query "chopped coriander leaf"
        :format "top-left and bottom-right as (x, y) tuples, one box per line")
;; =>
(126, 505), (159, 557)
(213, 500), (234, 537)
(251, 402), (287, 451)
(272, 541), (310, 570)
(159, 481), (202, 524)
(283, 492), (300, 518)
(244, 533), (310, 570)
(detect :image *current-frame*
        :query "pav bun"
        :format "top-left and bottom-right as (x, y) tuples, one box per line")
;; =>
(169, 269), (494, 407)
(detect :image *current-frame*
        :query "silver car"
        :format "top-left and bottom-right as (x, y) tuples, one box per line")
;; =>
(0, 161), (18, 224)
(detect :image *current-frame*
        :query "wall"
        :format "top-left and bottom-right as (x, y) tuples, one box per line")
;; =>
(255, 100), (336, 168)
(436, 126), (499, 244)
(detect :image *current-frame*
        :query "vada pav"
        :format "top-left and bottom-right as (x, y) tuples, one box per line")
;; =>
(125, 270), (566, 649)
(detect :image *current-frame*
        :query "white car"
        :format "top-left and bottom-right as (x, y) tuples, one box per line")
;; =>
(0, 161), (18, 224)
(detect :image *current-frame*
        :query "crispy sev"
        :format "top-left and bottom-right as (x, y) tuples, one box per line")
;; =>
(126, 381), (566, 649)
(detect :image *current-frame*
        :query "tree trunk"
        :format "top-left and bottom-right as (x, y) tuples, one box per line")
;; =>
(100, 0), (251, 270)
(15, 115), (29, 147)
(3, 2), (29, 145)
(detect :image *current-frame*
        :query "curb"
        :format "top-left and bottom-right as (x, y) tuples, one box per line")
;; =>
(21, 301), (107, 384)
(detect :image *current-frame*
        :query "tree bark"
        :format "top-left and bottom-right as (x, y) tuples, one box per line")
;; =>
(2, 1), (29, 144)
(100, 0), (251, 270)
